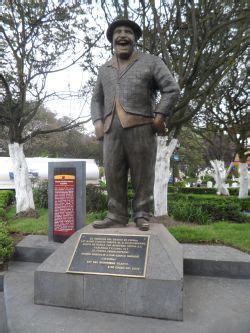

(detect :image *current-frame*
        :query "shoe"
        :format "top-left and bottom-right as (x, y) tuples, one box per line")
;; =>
(93, 218), (126, 229)
(136, 218), (150, 231)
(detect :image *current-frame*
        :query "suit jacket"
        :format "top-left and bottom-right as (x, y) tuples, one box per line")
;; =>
(91, 51), (180, 124)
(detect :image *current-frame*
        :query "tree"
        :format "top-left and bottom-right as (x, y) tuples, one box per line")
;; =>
(95, 0), (248, 214)
(195, 55), (249, 197)
(24, 107), (101, 161)
(190, 122), (236, 194)
(177, 127), (207, 177)
(0, 1), (100, 215)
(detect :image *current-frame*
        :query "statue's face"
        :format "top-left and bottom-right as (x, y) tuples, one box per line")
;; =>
(113, 25), (135, 59)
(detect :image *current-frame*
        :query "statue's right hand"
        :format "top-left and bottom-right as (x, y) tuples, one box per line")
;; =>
(94, 120), (104, 141)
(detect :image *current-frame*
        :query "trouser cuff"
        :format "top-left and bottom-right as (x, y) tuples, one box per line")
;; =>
(133, 212), (151, 222)
(107, 212), (129, 225)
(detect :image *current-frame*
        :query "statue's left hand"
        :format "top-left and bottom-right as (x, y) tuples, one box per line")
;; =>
(94, 120), (104, 140)
(152, 114), (167, 136)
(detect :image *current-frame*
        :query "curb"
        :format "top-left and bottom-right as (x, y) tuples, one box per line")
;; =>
(0, 274), (8, 333)
(0, 273), (4, 292)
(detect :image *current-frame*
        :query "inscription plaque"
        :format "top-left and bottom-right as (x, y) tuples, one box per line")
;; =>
(48, 162), (86, 243)
(67, 233), (150, 278)
(53, 174), (76, 238)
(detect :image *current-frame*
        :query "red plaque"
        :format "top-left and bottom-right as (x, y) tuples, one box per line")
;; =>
(53, 174), (76, 237)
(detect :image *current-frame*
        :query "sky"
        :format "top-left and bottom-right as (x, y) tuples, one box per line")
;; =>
(44, 58), (95, 135)
(43, 2), (109, 135)
(41, 0), (163, 135)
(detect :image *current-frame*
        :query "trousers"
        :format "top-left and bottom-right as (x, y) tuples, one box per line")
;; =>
(103, 114), (157, 224)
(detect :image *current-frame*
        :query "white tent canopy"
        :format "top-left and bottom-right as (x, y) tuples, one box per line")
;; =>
(0, 157), (99, 189)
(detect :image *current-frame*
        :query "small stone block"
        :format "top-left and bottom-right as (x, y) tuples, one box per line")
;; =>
(126, 278), (183, 320)
(34, 271), (84, 309)
(14, 235), (61, 263)
(84, 275), (126, 313)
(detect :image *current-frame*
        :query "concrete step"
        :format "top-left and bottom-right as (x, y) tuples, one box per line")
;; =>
(13, 234), (250, 279)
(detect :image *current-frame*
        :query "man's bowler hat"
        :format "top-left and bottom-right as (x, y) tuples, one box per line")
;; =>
(106, 19), (142, 43)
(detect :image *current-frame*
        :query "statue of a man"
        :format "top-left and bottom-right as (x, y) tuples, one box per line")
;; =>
(91, 19), (180, 230)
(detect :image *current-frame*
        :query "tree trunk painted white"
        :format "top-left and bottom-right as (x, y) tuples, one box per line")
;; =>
(239, 163), (248, 198)
(154, 137), (178, 216)
(210, 160), (230, 196)
(8, 142), (35, 214)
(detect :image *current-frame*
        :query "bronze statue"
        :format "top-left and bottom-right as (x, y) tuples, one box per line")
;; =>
(91, 19), (180, 231)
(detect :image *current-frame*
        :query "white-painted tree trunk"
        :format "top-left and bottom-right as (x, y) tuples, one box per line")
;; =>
(154, 137), (178, 216)
(239, 163), (248, 198)
(8, 142), (35, 214)
(210, 160), (230, 196)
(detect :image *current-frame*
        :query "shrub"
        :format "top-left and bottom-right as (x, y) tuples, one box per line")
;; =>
(228, 188), (239, 196)
(175, 181), (186, 188)
(33, 180), (48, 208)
(177, 187), (217, 195)
(0, 190), (15, 209)
(86, 184), (107, 212)
(168, 193), (250, 223)
(0, 222), (14, 262)
(0, 208), (6, 220)
(87, 211), (107, 224)
(168, 186), (249, 196)
(169, 200), (211, 224)
(168, 186), (176, 193)
(239, 198), (250, 211)
(202, 175), (214, 183)
(99, 181), (107, 191)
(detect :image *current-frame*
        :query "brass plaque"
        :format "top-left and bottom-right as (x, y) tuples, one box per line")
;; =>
(67, 233), (150, 278)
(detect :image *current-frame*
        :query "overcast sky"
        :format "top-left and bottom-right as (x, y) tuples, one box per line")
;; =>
(44, 57), (95, 134)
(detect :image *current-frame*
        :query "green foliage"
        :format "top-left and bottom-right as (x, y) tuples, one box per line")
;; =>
(6, 206), (107, 234)
(99, 167), (105, 178)
(5, 206), (250, 252)
(168, 186), (248, 196)
(228, 188), (240, 196)
(168, 194), (250, 223)
(169, 200), (211, 225)
(173, 187), (217, 194)
(86, 211), (107, 224)
(169, 222), (250, 253)
(0, 222), (14, 261)
(0, 190), (15, 219)
(174, 181), (186, 188)
(6, 207), (48, 235)
(202, 175), (214, 183)
(86, 185), (107, 212)
(0, 190), (15, 209)
(239, 198), (250, 211)
(0, 208), (6, 220)
(33, 181), (48, 208)
(99, 181), (107, 191)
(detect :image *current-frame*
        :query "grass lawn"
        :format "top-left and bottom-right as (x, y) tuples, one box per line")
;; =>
(4, 207), (250, 253)
(4, 206), (105, 235)
(169, 222), (250, 253)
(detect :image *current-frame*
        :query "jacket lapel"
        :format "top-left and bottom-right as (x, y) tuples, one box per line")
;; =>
(105, 52), (141, 79)
(119, 52), (141, 78)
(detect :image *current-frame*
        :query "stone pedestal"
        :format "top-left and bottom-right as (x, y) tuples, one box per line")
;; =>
(34, 223), (183, 320)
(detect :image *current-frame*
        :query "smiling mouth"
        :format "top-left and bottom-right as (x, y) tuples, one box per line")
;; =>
(115, 39), (131, 46)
